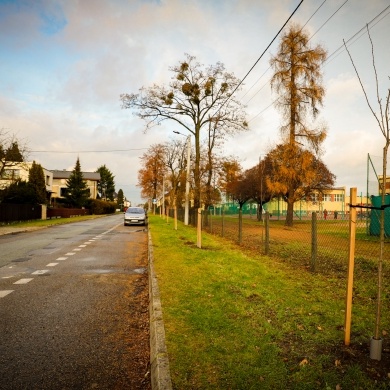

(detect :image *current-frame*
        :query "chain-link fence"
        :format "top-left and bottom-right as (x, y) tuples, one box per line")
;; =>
(201, 209), (388, 274)
(164, 205), (388, 276)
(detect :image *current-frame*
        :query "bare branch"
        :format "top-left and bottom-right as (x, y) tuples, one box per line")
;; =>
(343, 38), (384, 137)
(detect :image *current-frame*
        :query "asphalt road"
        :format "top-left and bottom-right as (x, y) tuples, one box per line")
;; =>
(0, 214), (150, 389)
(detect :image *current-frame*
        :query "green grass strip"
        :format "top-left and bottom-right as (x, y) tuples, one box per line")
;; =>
(149, 215), (389, 390)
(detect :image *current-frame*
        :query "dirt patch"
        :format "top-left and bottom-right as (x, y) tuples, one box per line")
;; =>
(122, 245), (151, 390)
(107, 240), (151, 390)
(122, 271), (151, 389)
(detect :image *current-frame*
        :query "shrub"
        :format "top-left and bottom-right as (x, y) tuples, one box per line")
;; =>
(87, 199), (116, 215)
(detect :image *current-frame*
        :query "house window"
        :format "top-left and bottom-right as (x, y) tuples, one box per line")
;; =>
(60, 187), (69, 197)
(334, 194), (344, 202)
(312, 193), (319, 202)
(1, 169), (20, 180)
(46, 175), (50, 185)
(323, 194), (331, 201)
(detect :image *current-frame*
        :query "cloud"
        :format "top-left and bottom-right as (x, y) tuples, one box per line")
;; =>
(2, 0), (390, 204)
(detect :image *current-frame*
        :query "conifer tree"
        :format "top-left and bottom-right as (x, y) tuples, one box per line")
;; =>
(96, 165), (115, 201)
(65, 158), (89, 207)
(117, 189), (124, 210)
(28, 161), (47, 204)
(270, 24), (328, 226)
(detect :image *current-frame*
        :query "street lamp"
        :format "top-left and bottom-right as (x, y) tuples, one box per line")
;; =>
(173, 131), (191, 225)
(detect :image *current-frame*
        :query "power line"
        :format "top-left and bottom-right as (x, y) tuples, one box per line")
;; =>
(308, 0), (348, 42)
(31, 148), (149, 153)
(240, 0), (329, 105)
(325, 4), (390, 65)
(215, 0), (304, 116)
(246, 2), (389, 124)
(301, 0), (327, 29)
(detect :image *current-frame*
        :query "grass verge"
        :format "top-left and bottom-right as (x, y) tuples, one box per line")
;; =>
(149, 215), (390, 389)
(0, 214), (110, 229)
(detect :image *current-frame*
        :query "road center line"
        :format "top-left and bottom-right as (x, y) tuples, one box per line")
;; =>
(0, 290), (14, 298)
(65, 252), (75, 256)
(56, 257), (67, 261)
(14, 278), (34, 285)
(47, 263), (58, 267)
(31, 270), (49, 275)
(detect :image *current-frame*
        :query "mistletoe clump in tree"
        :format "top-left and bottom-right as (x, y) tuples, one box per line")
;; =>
(65, 158), (89, 208)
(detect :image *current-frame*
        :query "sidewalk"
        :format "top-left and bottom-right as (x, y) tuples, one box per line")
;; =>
(0, 226), (46, 236)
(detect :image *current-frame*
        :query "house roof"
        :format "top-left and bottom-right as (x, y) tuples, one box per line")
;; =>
(51, 170), (101, 181)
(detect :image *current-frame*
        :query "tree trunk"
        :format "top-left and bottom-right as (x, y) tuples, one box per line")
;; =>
(257, 202), (263, 221)
(285, 191), (294, 226)
(238, 208), (243, 245)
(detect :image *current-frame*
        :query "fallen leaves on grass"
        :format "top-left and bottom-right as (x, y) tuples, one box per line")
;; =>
(299, 358), (308, 366)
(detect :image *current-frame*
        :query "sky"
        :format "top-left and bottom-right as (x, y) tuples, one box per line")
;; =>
(1, 0), (389, 205)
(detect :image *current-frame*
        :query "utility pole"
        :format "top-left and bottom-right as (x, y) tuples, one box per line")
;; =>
(173, 131), (191, 225)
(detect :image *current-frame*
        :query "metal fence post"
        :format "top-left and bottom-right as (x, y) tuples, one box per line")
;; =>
(222, 209), (225, 237)
(197, 208), (202, 248)
(238, 209), (243, 245)
(311, 212), (317, 272)
(265, 212), (270, 255)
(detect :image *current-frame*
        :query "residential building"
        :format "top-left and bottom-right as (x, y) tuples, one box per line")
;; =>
(263, 187), (370, 218)
(0, 162), (53, 197)
(51, 170), (100, 204)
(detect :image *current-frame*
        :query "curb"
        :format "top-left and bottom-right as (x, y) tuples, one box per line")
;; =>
(148, 230), (173, 390)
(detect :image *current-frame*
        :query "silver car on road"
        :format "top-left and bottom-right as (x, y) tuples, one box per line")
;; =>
(124, 207), (148, 226)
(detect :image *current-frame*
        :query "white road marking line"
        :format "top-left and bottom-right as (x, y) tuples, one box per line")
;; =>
(79, 245), (87, 248)
(32, 270), (49, 275)
(0, 290), (14, 298)
(73, 248), (81, 251)
(84, 242), (91, 245)
(57, 257), (67, 261)
(47, 263), (58, 267)
(2, 276), (13, 279)
(13, 278), (34, 285)
(65, 252), (75, 256)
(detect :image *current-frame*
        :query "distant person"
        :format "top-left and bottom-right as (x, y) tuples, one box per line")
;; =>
(324, 209), (328, 220)
(334, 210), (338, 219)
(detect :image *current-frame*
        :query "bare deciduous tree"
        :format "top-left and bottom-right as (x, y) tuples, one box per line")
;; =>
(344, 27), (390, 354)
(121, 54), (248, 210)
